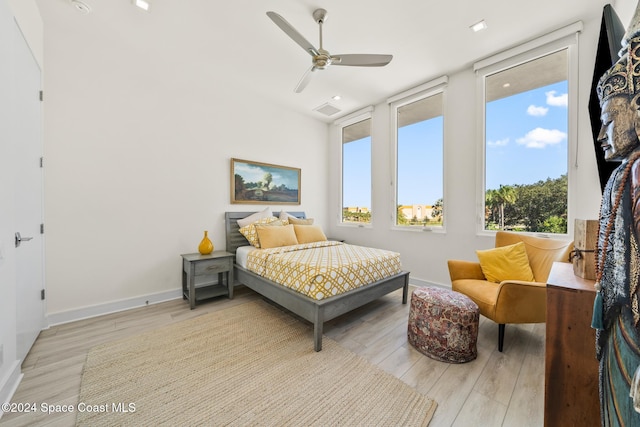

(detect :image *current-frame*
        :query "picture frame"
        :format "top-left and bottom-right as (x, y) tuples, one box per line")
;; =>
(231, 158), (301, 205)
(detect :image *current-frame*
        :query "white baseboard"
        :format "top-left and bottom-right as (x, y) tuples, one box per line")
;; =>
(0, 361), (23, 417)
(47, 289), (183, 326)
(408, 276), (449, 289)
(45, 278), (444, 327)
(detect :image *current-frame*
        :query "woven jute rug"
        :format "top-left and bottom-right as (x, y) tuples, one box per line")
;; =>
(76, 300), (437, 426)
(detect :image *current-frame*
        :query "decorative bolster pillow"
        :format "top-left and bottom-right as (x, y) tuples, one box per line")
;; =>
(288, 217), (314, 225)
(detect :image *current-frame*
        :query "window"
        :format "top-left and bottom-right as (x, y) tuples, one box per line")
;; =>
(341, 114), (371, 224)
(476, 22), (580, 235)
(483, 50), (568, 234)
(391, 85), (445, 229)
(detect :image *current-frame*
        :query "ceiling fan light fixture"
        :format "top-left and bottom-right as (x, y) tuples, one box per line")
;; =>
(470, 20), (488, 32)
(133, 0), (151, 12)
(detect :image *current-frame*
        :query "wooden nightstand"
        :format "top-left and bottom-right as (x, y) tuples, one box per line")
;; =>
(181, 251), (234, 309)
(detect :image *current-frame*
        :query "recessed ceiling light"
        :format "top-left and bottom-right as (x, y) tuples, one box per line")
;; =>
(470, 20), (487, 32)
(70, 0), (91, 14)
(332, 95), (342, 101)
(133, 0), (151, 12)
(503, 83), (511, 88)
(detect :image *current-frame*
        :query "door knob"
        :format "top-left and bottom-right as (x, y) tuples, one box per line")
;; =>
(15, 232), (33, 248)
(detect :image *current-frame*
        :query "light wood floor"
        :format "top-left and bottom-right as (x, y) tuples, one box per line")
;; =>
(1, 285), (545, 426)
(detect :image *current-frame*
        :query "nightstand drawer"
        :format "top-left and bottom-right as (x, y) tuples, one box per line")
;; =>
(194, 258), (231, 275)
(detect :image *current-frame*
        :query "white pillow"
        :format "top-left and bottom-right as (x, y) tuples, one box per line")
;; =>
(278, 210), (297, 221)
(237, 207), (272, 228)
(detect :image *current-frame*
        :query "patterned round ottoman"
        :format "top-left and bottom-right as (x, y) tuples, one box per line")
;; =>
(407, 287), (479, 363)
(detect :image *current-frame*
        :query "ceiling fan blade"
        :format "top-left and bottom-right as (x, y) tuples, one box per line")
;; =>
(267, 11), (319, 57)
(294, 66), (316, 93)
(331, 54), (393, 67)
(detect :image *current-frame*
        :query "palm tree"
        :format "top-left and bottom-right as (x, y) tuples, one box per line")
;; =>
(485, 189), (499, 228)
(494, 185), (516, 230)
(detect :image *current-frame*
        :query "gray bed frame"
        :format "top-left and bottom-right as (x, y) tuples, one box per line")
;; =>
(225, 211), (409, 351)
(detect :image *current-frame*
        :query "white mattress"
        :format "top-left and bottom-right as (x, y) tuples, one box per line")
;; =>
(235, 245), (255, 269)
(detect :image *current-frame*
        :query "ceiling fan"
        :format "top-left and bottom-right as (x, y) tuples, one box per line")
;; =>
(266, 8), (393, 93)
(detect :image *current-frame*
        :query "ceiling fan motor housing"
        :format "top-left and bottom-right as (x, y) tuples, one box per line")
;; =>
(314, 49), (332, 69)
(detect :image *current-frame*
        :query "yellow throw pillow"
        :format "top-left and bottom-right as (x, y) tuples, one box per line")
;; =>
(293, 224), (327, 244)
(476, 242), (535, 283)
(255, 224), (298, 249)
(288, 217), (314, 225)
(239, 217), (281, 248)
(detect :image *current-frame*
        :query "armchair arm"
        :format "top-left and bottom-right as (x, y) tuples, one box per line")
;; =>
(447, 260), (486, 282)
(493, 280), (547, 324)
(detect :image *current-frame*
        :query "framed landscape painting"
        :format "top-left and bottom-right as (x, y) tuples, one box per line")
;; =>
(231, 158), (301, 204)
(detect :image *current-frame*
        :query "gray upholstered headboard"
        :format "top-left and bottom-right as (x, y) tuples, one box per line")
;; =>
(224, 211), (306, 254)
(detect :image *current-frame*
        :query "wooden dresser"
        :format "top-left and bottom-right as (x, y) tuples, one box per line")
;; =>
(545, 261), (600, 426)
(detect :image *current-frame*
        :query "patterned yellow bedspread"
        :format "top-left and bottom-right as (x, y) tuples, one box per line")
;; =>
(245, 241), (402, 300)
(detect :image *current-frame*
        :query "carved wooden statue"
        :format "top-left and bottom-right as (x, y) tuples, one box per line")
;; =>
(594, 3), (640, 425)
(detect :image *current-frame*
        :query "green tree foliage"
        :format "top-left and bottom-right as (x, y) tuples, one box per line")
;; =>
(397, 206), (409, 225)
(431, 198), (443, 223)
(342, 210), (371, 223)
(486, 175), (567, 233)
(486, 185), (516, 230)
(263, 172), (273, 190)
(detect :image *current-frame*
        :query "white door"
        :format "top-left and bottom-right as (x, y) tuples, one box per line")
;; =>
(12, 21), (45, 362)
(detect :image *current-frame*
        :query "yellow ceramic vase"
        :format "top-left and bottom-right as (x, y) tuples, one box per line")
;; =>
(198, 230), (214, 255)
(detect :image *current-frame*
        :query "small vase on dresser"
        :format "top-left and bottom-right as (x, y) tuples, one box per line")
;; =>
(198, 230), (213, 255)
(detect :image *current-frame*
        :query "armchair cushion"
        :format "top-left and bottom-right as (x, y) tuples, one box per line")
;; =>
(476, 242), (535, 283)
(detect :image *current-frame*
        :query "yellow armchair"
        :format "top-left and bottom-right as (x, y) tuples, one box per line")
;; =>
(447, 231), (573, 352)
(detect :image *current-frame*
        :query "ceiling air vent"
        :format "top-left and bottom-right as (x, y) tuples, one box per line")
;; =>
(314, 103), (341, 117)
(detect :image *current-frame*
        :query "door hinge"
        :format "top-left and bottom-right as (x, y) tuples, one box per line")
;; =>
(40, 157), (43, 168)
(40, 223), (44, 234)
(41, 289), (45, 300)
(39, 90), (43, 101)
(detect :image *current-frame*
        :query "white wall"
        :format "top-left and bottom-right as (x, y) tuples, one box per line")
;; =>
(327, 5), (611, 288)
(6, 0), (42, 67)
(36, 0), (640, 320)
(41, 15), (328, 320)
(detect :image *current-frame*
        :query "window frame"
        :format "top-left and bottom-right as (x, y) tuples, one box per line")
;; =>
(474, 23), (580, 238)
(389, 77), (448, 233)
(335, 106), (374, 228)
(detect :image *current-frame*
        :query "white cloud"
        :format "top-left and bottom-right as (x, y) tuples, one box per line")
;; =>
(516, 127), (567, 148)
(545, 90), (568, 107)
(527, 105), (549, 116)
(487, 138), (509, 147)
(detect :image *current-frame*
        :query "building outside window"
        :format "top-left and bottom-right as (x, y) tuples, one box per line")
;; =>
(392, 89), (444, 228)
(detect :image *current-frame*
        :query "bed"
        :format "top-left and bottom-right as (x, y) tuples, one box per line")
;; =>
(225, 211), (410, 351)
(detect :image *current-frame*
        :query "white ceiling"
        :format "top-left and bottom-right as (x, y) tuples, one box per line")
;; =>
(36, 0), (607, 122)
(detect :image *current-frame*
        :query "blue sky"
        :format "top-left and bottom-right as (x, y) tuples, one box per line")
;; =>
(343, 81), (568, 208)
(343, 138), (371, 208)
(486, 81), (568, 191)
